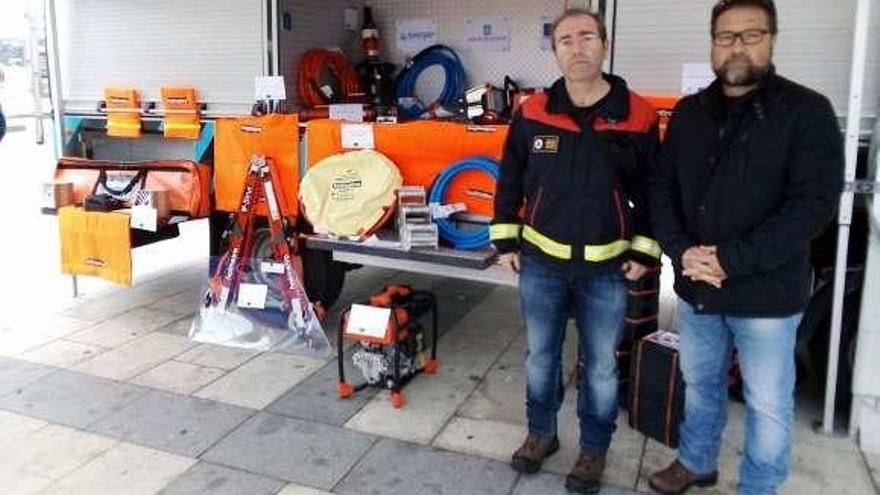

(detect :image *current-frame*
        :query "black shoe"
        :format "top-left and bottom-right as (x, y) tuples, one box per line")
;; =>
(563, 451), (605, 494)
(510, 433), (560, 474)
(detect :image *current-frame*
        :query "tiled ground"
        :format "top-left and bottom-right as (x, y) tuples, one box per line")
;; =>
(0, 259), (877, 495)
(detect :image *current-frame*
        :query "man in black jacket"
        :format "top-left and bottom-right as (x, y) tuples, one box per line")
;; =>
(490, 8), (660, 494)
(648, 1), (843, 494)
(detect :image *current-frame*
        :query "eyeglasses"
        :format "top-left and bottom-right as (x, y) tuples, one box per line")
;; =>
(712, 29), (770, 47)
(557, 32), (601, 48)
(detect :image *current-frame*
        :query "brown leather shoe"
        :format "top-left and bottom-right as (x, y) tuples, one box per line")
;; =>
(564, 451), (606, 494)
(648, 460), (718, 494)
(510, 433), (559, 474)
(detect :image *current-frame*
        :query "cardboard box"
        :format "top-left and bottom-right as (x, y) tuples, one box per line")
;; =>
(42, 182), (74, 209)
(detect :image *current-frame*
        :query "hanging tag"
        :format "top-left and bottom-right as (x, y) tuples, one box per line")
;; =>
(254, 76), (287, 100)
(345, 304), (391, 339)
(341, 123), (375, 149)
(237, 283), (268, 309)
(130, 205), (158, 232)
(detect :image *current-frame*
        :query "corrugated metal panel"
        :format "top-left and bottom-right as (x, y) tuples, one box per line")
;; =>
(613, 0), (879, 121)
(278, 0), (366, 106)
(56, 0), (266, 115)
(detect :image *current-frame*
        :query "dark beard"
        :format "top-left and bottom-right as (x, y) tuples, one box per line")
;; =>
(713, 57), (771, 86)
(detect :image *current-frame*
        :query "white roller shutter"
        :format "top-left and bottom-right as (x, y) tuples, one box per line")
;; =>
(613, 0), (880, 125)
(56, 0), (267, 115)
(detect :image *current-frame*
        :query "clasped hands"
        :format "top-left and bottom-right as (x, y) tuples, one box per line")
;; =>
(682, 245), (727, 289)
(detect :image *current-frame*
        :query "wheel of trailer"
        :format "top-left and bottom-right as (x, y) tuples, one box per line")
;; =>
(301, 246), (346, 309)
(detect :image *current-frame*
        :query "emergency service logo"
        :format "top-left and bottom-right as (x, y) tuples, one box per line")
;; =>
(532, 135), (559, 153)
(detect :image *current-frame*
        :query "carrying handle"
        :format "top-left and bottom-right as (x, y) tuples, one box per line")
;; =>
(92, 168), (147, 196)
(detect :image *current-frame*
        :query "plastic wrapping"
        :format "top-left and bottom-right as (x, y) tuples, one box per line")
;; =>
(189, 250), (331, 357)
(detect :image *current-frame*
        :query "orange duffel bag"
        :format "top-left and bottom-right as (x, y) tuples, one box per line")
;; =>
(54, 157), (212, 218)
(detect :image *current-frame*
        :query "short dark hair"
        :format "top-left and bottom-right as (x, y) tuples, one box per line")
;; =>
(550, 8), (608, 50)
(711, 0), (778, 35)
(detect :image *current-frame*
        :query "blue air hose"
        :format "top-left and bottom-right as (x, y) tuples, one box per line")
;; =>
(394, 44), (466, 119)
(429, 157), (499, 250)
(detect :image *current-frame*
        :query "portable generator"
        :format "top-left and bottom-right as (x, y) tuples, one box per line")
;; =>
(337, 285), (438, 409)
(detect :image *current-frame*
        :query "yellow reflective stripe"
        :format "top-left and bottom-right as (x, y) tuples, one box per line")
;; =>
(631, 235), (662, 259)
(583, 239), (631, 262)
(164, 123), (201, 130)
(108, 122), (141, 129)
(489, 223), (522, 240)
(522, 225), (572, 260)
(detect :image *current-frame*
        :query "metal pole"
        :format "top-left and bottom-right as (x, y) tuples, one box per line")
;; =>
(43, 0), (64, 160)
(25, 0), (45, 145)
(822, 0), (871, 435)
(849, 123), (880, 437)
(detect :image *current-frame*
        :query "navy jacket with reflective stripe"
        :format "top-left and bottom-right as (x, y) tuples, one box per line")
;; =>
(491, 74), (660, 275)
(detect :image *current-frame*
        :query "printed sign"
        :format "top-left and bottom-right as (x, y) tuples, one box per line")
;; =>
(396, 19), (438, 54)
(464, 17), (511, 52)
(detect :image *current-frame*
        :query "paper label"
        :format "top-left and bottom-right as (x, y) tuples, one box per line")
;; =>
(130, 205), (158, 232)
(237, 283), (268, 309)
(329, 104), (365, 122)
(341, 123), (375, 149)
(345, 304), (391, 339)
(254, 76), (287, 100)
(260, 261), (285, 274)
(429, 202), (467, 219)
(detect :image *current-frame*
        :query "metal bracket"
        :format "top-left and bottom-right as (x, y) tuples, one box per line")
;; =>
(843, 180), (879, 194)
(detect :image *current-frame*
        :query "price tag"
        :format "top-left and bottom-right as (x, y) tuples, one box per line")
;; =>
(341, 123), (375, 149)
(237, 283), (268, 309)
(345, 304), (391, 339)
(130, 205), (158, 232)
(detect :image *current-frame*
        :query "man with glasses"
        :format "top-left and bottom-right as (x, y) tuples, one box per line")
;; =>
(491, 8), (661, 494)
(649, 1), (843, 493)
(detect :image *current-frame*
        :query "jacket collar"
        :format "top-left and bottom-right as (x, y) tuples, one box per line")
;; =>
(698, 65), (782, 123)
(546, 73), (630, 123)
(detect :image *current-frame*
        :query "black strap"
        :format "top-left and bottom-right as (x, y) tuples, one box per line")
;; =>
(92, 169), (147, 197)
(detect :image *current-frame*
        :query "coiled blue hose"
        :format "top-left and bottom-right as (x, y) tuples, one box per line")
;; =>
(394, 44), (466, 119)
(429, 157), (499, 250)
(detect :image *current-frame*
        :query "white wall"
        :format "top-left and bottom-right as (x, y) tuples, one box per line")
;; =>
(613, 0), (880, 123)
(368, 0), (879, 124)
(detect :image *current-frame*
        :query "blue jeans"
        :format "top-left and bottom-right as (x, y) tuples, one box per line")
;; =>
(519, 256), (627, 454)
(676, 300), (801, 495)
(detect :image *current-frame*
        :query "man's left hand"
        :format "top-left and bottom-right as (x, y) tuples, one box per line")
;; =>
(622, 261), (649, 281)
